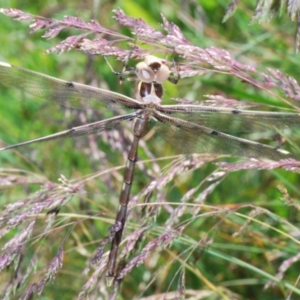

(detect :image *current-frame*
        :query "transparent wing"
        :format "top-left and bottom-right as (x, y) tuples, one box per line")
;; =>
(0, 113), (136, 150)
(153, 112), (292, 160)
(158, 105), (300, 134)
(0, 62), (143, 112)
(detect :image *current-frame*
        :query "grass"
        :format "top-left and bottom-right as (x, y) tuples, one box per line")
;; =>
(0, 1), (300, 299)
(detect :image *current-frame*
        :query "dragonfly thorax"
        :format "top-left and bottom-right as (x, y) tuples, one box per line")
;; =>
(136, 81), (163, 104)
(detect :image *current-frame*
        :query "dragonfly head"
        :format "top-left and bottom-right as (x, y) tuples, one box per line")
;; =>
(135, 55), (171, 84)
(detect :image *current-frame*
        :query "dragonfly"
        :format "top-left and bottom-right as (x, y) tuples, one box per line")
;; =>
(0, 55), (299, 282)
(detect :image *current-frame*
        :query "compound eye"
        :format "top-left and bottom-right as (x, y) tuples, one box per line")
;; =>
(135, 61), (156, 82)
(140, 69), (152, 80)
(154, 64), (171, 83)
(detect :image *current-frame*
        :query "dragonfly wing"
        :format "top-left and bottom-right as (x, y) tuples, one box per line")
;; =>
(0, 113), (136, 150)
(158, 105), (300, 134)
(0, 62), (143, 112)
(153, 112), (292, 160)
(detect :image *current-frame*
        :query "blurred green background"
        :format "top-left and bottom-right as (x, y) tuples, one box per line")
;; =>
(0, 0), (300, 299)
